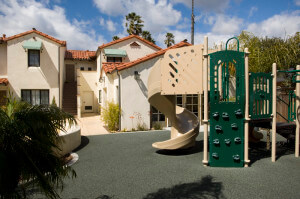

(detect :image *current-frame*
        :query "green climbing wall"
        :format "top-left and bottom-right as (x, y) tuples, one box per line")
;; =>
(209, 49), (245, 167)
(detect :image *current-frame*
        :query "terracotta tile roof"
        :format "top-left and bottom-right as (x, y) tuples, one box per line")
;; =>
(99, 35), (162, 50)
(0, 78), (8, 85)
(3, 29), (66, 46)
(116, 41), (191, 71)
(102, 62), (123, 73)
(65, 50), (96, 60)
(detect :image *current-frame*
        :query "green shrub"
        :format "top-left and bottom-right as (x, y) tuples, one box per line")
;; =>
(137, 123), (147, 131)
(101, 101), (120, 131)
(153, 122), (163, 130)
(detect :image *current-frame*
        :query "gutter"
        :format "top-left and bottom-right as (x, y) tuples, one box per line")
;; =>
(117, 70), (121, 130)
(58, 46), (61, 107)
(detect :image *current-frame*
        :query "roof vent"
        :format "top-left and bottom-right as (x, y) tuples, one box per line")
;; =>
(32, 28), (36, 30)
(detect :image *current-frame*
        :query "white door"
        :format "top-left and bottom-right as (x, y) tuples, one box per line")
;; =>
(83, 91), (93, 112)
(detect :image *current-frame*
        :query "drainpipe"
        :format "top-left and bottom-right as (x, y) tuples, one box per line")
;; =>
(58, 46), (61, 107)
(117, 70), (121, 130)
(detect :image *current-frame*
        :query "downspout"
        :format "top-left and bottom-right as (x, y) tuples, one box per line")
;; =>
(117, 70), (121, 130)
(58, 46), (61, 107)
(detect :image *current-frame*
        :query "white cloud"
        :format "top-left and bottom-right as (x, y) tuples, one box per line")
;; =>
(99, 17), (105, 26)
(212, 15), (243, 35)
(171, 0), (230, 13)
(106, 20), (117, 32)
(247, 11), (300, 37)
(0, 0), (105, 50)
(93, 0), (181, 33)
(295, 0), (300, 6)
(248, 6), (258, 17)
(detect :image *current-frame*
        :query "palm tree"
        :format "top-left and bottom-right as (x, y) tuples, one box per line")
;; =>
(125, 12), (144, 35)
(112, 36), (120, 41)
(165, 33), (175, 47)
(0, 96), (76, 199)
(141, 31), (156, 44)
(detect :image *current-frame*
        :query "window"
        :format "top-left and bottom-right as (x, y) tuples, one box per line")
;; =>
(99, 90), (102, 103)
(176, 95), (183, 107)
(88, 67), (92, 71)
(107, 57), (122, 63)
(186, 94), (198, 116)
(28, 50), (40, 67)
(21, 90), (49, 105)
(80, 67), (84, 71)
(151, 106), (165, 122)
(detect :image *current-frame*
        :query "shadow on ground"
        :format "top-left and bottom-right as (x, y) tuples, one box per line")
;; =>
(73, 136), (89, 152)
(249, 141), (294, 166)
(155, 140), (203, 156)
(143, 175), (225, 199)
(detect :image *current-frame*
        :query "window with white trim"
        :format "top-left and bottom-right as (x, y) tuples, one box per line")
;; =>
(151, 106), (165, 122)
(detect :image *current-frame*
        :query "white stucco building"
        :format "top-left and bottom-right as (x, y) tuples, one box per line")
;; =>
(0, 29), (200, 131)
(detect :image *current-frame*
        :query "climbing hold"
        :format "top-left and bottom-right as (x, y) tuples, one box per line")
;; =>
(213, 139), (220, 145)
(212, 112), (219, 119)
(234, 137), (241, 143)
(235, 109), (243, 117)
(233, 154), (240, 161)
(231, 123), (238, 129)
(222, 112), (229, 120)
(224, 139), (231, 145)
(212, 153), (219, 159)
(215, 125), (222, 132)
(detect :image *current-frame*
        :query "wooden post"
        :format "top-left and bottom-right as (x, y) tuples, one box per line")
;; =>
(272, 63), (277, 162)
(202, 36), (209, 166)
(244, 48), (250, 167)
(295, 65), (300, 157)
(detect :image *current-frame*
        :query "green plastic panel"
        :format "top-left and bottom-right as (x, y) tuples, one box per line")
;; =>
(209, 50), (245, 167)
(249, 72), (272, 119)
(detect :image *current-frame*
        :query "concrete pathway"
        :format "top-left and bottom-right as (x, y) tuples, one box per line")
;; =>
(76, 113), (109, 136)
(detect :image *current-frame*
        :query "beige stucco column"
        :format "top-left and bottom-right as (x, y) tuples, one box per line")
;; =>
(77, 68), (81, 118)
(244, 48), (250, 167)
(272, 63), (277, 162)
(295, 65), (300, 157)
(202, 36), (209, 166)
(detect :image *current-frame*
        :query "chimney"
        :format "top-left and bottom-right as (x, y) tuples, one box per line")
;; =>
(32, 28), (36, 31)
(2, 34), (6, 38)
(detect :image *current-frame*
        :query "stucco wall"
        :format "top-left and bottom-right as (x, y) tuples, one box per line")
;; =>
(59, 46), (66, 107)
(64, 59), (96, 83)
(100, 38), (159, 63)
(78, 71), (98, 113)
(120, 56), (162, 130)
(7, 33), (60, 105)
(0, 43), (7, 76)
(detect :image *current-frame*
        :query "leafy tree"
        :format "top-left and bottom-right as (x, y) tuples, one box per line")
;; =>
(112, 36), (120, 41)
(164, 33), (175, 47)
(141, 30), (156, 44)
(125, 12), (144, 35)
(0, 95), (76, 199)
(238, 31), (300, 73)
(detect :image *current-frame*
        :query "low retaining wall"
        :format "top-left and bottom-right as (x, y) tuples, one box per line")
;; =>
(55, 125), (81, 157)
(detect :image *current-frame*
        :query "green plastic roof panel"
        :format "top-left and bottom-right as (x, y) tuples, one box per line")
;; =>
(104, 49), (127, 57)
(22, 41), (42, 50)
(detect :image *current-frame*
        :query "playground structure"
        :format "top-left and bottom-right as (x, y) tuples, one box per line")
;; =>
(147, 36), (300, 167)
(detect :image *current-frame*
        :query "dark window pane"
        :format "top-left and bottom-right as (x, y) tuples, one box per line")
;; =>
(88, 67), (92, 71)
(186, 105), (192, 111)
(40, 90), (49, 105)
(193, 105), (198, 112)
(186, 96), (192, 104)
(159, 114), (165, 121)
(28, 50), (40, 67)
(80, 67), (84, 71)
(193, 96), (198, 104)
(152, 114), (158, 121)
(115, 57), (122, 62)
(21, 90), (31, 104)
(31, 90), (40, 105)
(176, 95), (182, 105)
(151, 106), (158, 113)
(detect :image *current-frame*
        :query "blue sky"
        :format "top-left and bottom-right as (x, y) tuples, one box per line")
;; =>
(0, 0), (299, 50)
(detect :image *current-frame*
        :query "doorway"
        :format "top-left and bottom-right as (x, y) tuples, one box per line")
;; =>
(83, 91), (93, 112)
(66, 64), (75, 82)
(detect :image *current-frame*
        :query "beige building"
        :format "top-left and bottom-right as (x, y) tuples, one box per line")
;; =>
(0, 29), (200, 131)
